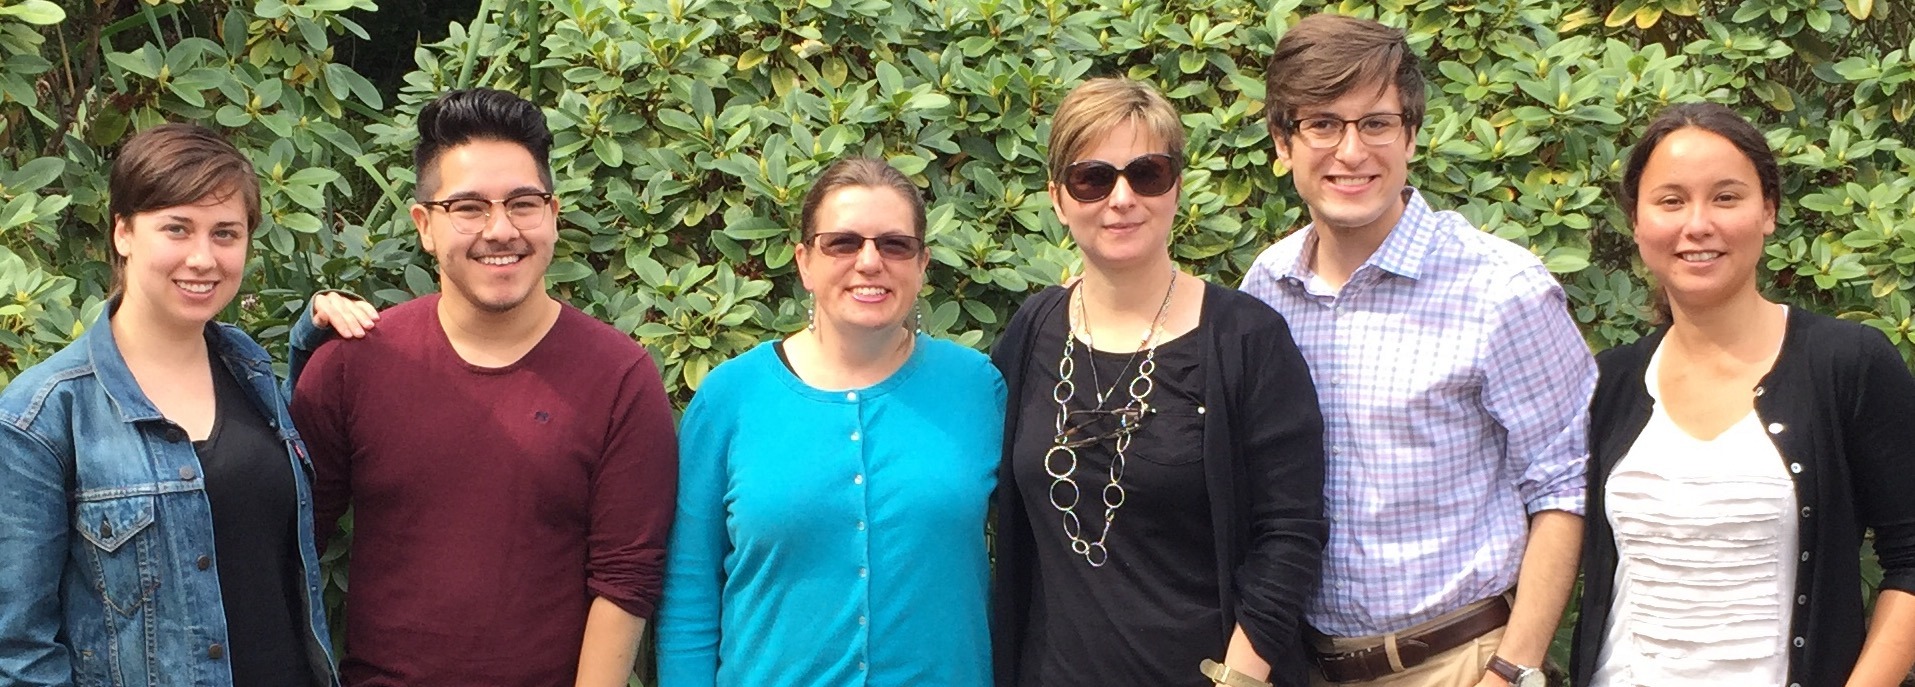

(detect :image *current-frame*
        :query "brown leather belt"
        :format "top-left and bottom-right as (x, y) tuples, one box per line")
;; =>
(1307, 595), (1512, 683)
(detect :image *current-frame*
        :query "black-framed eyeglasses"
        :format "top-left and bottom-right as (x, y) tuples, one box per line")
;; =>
(1289, 113), (1409, 149)
(419, 192), (555, 234)
(1054, 406), (1153, 449)
(808, 232), (926, 260)
(1061, 153), (1180, 203)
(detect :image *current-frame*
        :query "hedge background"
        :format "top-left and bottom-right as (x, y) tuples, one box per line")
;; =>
(3, 0), (1912, 683)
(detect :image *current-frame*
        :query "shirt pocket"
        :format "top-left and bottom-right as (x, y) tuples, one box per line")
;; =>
(72, 494), (161, 616)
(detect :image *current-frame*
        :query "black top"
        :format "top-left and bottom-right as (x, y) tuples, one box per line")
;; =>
(1570, 309), (1915, 687)
(991, 282), (1328, 687)
(1010, 292), (1218, 687)
(196, 352), (315, 687)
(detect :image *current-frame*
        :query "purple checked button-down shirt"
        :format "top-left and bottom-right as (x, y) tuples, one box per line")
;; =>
(1240, 189), (1595, 637)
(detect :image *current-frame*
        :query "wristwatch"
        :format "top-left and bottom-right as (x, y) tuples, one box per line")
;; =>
(1485, 656), (1545, 687)
(1199, 659), (1272, 687)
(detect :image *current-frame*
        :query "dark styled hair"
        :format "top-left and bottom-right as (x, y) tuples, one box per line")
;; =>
(1046, 77), (1186, 184)
(1263, 14), (1426, 142)
(798, 157), (927, 241)
(1619, 102), (1780, 220)
(412, 88), (555, 201)
(109, 122), (260, 233)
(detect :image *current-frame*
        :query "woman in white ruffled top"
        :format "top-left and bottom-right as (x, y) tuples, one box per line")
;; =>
(1569, 103), (1915, 687)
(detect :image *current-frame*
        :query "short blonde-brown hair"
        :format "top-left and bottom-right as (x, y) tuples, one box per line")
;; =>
(1046, 78), (1186, 182)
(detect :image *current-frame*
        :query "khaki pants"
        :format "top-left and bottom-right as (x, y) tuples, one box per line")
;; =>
(1308, 625), (1506, 687)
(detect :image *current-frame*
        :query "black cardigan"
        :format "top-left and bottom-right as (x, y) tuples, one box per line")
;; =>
(990, 282), (1328, 687)
(1570, 309), (1915, 687)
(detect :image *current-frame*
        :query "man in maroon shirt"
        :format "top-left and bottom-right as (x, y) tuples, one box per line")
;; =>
(290, 88), (677, 686)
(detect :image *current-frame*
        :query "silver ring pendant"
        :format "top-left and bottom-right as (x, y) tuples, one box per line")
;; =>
(1084, 542), (1109, 567)
(1044, 445), (1077, 479)
(1049, 478), (1080, 511)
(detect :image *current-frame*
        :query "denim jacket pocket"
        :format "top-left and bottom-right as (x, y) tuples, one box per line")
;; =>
(72, 494), (160, 616)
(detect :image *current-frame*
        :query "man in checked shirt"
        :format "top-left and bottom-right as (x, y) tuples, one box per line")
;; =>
(1240, 14), (1596, 687)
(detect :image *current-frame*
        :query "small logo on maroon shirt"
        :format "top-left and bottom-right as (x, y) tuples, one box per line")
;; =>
(533, 411), (551, 423)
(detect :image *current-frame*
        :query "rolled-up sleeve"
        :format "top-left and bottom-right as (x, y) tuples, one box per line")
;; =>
(0, 421), (75, 686)
(1480, 268), (1595, 516)
(1846, 328), (1915, 594)
(583, 354), (679, 619)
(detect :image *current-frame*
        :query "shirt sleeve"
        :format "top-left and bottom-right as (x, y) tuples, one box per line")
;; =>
(583, 353), (679, 620)
(1231, 308), (1330, 667)
(1479, 267), (1595, 516)
(0, 422), (76, 685)
(289, 339), (353, 553)
(657, 384), (732, 687)
(1844, 328), (1915, 594)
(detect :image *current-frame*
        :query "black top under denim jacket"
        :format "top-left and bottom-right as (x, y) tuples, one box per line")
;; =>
(1570, 309), (1915, 687)
(990, 282), (1329, 687)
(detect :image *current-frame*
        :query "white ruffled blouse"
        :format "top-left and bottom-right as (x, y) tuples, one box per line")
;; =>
(1591, 336), (1798, 687)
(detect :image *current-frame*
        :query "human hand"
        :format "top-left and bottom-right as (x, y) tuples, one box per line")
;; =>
(310, 291), (379, 339)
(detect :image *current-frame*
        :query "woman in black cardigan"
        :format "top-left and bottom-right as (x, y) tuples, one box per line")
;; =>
(989, 76), (1327, 687)
(1571, 103), (1915, 686)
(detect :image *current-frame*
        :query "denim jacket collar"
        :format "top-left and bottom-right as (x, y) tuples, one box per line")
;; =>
(82, 298), (276, 426)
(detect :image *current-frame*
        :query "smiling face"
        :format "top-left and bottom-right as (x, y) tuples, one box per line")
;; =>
(113, 193), (250, 330)
(409, 138), (557, 315)
(796, 185), (928, 335)
(1631, 126), (1777, 312)
(1049, 118), (1180, 272)
(1274, 82), (1416, 240)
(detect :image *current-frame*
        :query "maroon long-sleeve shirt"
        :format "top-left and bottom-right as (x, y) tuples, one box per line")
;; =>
(292, 295), (677, 687)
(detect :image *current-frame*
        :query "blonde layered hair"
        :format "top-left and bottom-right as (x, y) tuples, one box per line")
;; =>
(1046, 77), (1186, 181)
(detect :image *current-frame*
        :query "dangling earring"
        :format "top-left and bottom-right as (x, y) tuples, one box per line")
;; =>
(911, 302), (924, 334)
(806, 298), (817, 332)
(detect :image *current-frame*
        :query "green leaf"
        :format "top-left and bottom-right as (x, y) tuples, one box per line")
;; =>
(4, 157), (66, 194)
(0, 0), (65, 24)
(546, 259), (594, 283)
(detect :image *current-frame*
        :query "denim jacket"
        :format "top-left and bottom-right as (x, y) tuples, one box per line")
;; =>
(0, 304), (339, 687)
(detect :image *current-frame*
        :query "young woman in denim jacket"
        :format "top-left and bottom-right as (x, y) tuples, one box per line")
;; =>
(0, 123), (376, 687)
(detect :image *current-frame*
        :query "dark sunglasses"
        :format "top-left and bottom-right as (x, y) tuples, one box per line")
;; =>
(809, 232), (925, 260)
(1061, 153), (1180, 202)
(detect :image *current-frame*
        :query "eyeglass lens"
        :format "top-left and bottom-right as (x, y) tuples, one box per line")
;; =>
(1294, 114), (1406, 149)
(813, 232), (925, 260)
(442, 194), (552, 233)
(1063, 153), (1179, 203)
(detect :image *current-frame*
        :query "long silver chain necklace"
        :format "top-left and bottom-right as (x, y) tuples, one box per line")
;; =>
(1045, 266), (1177, 567)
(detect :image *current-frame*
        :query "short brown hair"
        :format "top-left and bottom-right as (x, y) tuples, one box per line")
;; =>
(1046, 77), (1186, 183)
(798, 157), (926, 241)
(1263, 14), (1426, 142)
(109, 122), (260, 234)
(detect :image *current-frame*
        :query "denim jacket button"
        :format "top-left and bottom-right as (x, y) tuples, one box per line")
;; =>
(163, 426), (187, 443)
(196, 555), (212, 571)
(207, 643), (224, 660)
(179, 466), (197, 481)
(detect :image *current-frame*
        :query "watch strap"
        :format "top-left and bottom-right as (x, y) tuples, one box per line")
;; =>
(1485, 655), (1537, 683)
(1200, 658), (1273, 687)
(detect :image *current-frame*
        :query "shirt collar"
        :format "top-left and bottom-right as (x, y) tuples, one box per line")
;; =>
(1275, 187), (1444, 285)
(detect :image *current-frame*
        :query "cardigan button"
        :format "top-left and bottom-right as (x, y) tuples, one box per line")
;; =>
(1801, 551), (1811, 562)
(1754, 385), (1766, 396)
(1767, 422), (1786, 434)
(1800, 506), (1812, 518)
(1797, 595), (1807, 605)
(1792, 636), (1805, 648)
(1789, 462), (1802, 474)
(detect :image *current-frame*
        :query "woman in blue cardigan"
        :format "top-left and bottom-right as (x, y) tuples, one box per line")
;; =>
(658, 157), (1006, 687)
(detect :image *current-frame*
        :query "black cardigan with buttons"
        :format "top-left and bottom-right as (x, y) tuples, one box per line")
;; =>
(1570, 309), (1915, 687)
